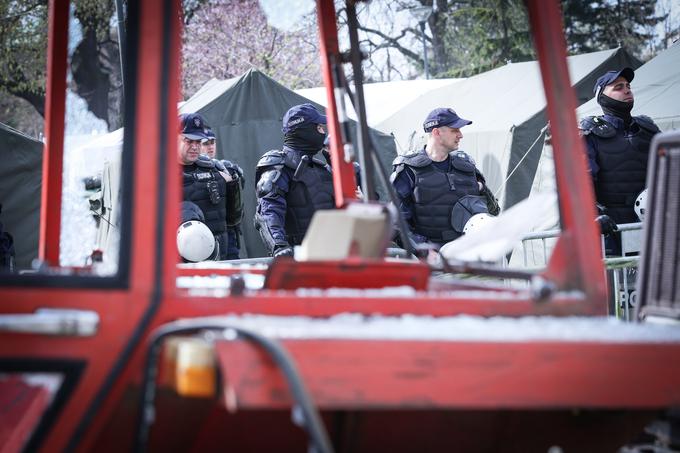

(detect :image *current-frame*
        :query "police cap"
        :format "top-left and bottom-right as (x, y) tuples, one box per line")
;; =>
(423, 107), (472, 132)
(593, 67), (635, 95)
(179, 113), (209, 140)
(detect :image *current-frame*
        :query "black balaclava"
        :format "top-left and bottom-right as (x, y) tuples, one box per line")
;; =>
(598, 92), (634, 127)
(284, 123), (326, 155)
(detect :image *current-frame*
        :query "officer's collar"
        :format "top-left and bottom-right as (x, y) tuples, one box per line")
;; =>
(283, 145), (312, 156)
(602, 114), (625, 129)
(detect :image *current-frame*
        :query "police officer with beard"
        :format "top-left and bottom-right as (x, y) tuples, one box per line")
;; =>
(579, 67), (660, 255)
(178, 113), (242, 260)
(391, 108), (497, 249)
(254, 104), (333, 258)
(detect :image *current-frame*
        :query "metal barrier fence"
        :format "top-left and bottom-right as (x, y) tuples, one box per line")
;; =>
(519, 223), (643, 321)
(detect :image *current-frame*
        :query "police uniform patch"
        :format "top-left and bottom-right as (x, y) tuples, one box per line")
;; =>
(287, 117), (305, 128)
(455, 151), (475, 165)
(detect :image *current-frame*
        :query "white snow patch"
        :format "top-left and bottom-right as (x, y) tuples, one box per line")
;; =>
(177, 313), (680, 343)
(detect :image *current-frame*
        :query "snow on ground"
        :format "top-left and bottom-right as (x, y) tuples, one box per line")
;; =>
(179, 313), (680, 343)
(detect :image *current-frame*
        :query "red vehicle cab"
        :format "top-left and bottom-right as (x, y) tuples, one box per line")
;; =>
(1, 1), (679, 452)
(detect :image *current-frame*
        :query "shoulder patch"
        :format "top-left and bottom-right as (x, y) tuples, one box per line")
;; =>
(579, 116), (616, 138)
(634, 115), (660, 134)
(451, 150), (475, 166)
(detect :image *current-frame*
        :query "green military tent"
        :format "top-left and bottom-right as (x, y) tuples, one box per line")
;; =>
(0, 122), (43, 270)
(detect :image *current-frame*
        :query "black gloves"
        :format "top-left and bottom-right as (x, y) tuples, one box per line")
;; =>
(596, 215), (618, 236)
(273, 243), (294, 258)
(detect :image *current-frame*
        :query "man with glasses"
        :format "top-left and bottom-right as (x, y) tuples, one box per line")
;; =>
(200, 127), (245, 260)
(391, 107), (495, 250)
(178, 113), (241, 260)
(254, 103), (334, 258)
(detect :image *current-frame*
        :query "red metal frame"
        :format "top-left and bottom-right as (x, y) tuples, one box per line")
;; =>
(216, 340), (680, 409)
(0, 377), (50, 452)
(316, 0), (359, 207)
(0, 1), (675, 452)
(39, 0), (69, 265)
(526, 0), (607, 302)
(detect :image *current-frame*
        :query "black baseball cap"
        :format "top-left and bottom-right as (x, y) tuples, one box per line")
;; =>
(423, 108), (472, 132)
(179, 113), (209, 140)
(593, 67), (635, 95)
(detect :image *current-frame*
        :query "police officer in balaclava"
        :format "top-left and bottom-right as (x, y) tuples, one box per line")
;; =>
(579, 67), (660, 255)
(254, 103), (335, 258)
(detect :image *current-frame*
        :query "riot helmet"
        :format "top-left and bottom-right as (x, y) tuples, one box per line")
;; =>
(463, 213), (494, 235)
(634, 189), (647, 222)
(177, 220), (219, 262)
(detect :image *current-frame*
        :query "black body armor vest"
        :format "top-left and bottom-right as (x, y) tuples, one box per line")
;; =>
(255, 148), (335, 246)
(284, 156), (335, 245)
(182, 163), (228, 234)
(397, 150), (481, 243)
(583, 115), (659, 224)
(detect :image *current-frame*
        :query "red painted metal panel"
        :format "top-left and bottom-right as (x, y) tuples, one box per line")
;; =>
(76, 0), (184, 450)
(0, 2), (183, 452)
(160, 2), (184, 294)
(39, 0), (69, 265)
(216, 340), (680, 409)
(175, 265), (267, 277)
(0, 377), (50, 453)
(163, 292), (596, 321)
(264, 259), (430, 290)
(316, 0), (358, 207)
(525, 0), (607, 303)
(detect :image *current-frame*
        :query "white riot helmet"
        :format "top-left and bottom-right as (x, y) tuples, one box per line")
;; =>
(177, 220), (217, 262)
(463, 213), (494, 235)
(634, 189), (647, 222)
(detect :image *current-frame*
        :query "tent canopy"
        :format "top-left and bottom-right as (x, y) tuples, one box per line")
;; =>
(181, 69), (398, 258)
(375, 48), (640, 208)
(296, 78), (464, 132)
(0, 122), (43, 270)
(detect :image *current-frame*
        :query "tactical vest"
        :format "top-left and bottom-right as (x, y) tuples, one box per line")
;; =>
(585, 116), (659, 224)
(182, 164), (228, 234)
(284, 157), (335, 245)
(406, 151), (481, 243)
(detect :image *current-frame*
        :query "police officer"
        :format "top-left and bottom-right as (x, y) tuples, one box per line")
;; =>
(201, 127), (245, 260)
(254, 103), (334, 257)
(391, 107), (496, 248)
(178, 113), (242, 261)
(579, 67), (660, 255)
